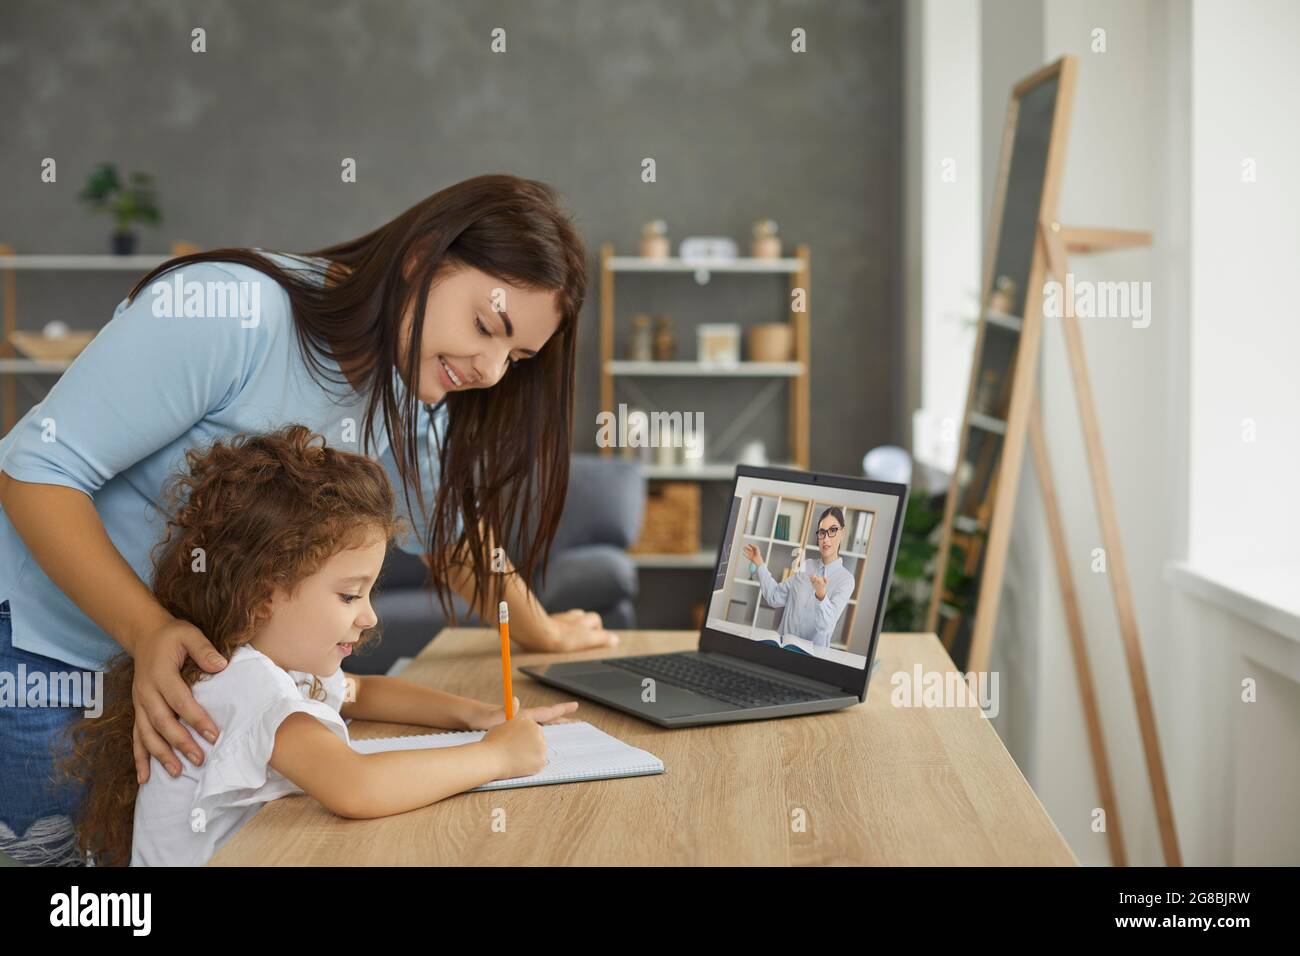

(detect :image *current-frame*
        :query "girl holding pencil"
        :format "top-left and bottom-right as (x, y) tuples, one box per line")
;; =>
(63, 426), (578, 866)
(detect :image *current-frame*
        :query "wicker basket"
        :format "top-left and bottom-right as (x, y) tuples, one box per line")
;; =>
(9, 330), (96, 361)
(630, 481), (700, 554)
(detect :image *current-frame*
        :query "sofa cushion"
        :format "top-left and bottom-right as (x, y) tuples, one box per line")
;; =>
(535, 543), (638, 613)
(546, 455), (646, 552)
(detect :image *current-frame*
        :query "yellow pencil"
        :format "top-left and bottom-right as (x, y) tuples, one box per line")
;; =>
(498, 601), (514, 720)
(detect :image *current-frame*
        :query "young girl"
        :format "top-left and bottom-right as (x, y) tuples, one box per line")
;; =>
(62, 425), (578, 867)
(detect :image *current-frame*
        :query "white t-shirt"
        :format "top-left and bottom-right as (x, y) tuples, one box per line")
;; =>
(130, 645), (351, 866)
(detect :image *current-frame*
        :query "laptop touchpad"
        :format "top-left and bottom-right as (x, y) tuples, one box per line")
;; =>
(576, 669), (734, 717)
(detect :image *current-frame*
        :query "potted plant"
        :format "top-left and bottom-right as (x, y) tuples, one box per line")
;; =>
(883, 490), (976, 634)
(78, 163), (161, 255)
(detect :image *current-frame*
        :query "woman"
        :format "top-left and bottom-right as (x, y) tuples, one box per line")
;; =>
(742, 507), (854, 649)
(0, 173), (615, 865)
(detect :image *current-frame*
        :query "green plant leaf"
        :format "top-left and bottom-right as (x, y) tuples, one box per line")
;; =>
(78, 162), (121, 208)
(892, 539), (931, 580)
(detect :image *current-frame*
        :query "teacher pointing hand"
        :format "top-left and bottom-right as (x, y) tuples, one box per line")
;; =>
(0, 174), (615, 865)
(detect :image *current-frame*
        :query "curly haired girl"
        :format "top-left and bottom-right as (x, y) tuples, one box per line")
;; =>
(61, 425), (577, 866)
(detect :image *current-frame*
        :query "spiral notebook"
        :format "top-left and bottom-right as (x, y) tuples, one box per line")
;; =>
(349, 720), (665, 791)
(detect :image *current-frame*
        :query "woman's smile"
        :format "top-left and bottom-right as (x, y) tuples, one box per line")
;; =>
(437, 355), (467, 388)
(398, 263), (562, 404)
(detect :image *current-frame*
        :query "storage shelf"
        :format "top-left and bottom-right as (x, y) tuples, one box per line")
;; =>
(601, 243), (811, 600)
(984, 309), (1024, 332)
(742, 538), (868, 560)
(600, 242), (810, 474)
(0, 254), (172, 271)
(607, 360), (803, 377)
(641, 460), (797, 481)
(607, 256), (802, 274)
(968, 411), (1008, 435)
(0, 243), (200, 432)
(0, 358), (73, 373)
(630, 551), (718, 569)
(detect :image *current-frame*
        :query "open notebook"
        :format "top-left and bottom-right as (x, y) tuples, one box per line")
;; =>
(349, 720), (664, 791)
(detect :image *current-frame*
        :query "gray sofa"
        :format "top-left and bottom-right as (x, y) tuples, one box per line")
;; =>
(343, 454), (645, 675)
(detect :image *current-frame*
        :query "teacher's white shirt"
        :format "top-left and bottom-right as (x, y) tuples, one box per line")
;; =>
(755, 556), (855, 647)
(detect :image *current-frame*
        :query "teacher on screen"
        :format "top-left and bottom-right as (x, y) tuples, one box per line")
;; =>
(742, 507), (854, 648)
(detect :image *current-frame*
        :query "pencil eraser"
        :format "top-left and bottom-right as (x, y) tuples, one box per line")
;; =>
(499, 601), (509, 623)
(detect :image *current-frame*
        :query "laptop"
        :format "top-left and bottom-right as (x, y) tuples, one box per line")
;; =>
(522, 465), (909, 727)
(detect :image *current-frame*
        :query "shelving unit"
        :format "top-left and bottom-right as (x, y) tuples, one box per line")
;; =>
(0, 244), (196, 430)
(630, 551), (718, 569)
(641, 461), (798, 481)
(605, 359), (803, 377)
(0, 254), (178, 271)
(604, 255), (803, 276)
(598, 242), (811, 580)
(927, 302), (1026, 653)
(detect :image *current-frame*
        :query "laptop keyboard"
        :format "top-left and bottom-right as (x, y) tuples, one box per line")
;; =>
(605, 653), (825, 709)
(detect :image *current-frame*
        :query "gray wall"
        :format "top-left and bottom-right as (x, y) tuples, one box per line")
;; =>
(0, 0), (903, 626)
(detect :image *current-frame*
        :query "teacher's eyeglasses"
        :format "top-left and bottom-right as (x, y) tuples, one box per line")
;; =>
(815, 526), (842, 540)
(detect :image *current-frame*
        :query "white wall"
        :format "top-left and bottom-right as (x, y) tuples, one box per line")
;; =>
(1188, 0), (1300, 567)
(904, 0), (982, 471)
(1172, 0), (1300, 865)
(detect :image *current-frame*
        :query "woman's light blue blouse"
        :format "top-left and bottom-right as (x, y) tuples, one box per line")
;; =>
(0, 253), (447, 670)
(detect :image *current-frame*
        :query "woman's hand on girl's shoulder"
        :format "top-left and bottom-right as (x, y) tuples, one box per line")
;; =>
(131, 617), (227, 783)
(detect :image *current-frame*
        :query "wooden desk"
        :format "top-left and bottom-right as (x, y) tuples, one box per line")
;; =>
(210, 630), (1076, 866)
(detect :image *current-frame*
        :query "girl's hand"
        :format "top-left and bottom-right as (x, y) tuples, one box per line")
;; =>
(131, 617), (227, 783)
(465, 696), (579, 730)
(742, 543), (764, 567)
(481, 715), (548, 779)
(547, 609), (618, 652)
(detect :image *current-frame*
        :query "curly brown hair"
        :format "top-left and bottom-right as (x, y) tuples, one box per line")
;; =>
(58, 424), (403, 866)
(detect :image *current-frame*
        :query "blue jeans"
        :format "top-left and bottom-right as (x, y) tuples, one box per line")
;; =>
(0, 601), (90, 865)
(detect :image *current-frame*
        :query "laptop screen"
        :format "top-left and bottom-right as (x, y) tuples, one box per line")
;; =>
(702, 467), (907, 695)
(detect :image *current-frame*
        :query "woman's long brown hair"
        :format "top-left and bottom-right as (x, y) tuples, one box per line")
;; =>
(123, 172), (585, 620)
(60, 425), (403, 866)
